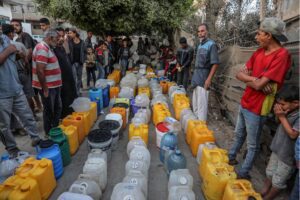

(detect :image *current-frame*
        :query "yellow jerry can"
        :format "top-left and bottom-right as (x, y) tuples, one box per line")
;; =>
(90, 102), (98, 123)
(223, 180), (262, 200)
(62, 115), (85, 144)
(190, 128), (215, 156)
(129, 123), (149, 145)
(59, 125), (79, 155)
(72, 112), (92, 136)
(186, 120), (207, 144)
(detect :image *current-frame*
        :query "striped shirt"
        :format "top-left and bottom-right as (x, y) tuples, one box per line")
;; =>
(32, 41), (62, 89)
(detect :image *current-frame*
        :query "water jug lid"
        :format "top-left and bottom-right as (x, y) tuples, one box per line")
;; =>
(39, 139), (54, 148)
(179, 176), (188, 185)
(175, 150), (181, 155)
(1, 154), (9, 160)
(156, 122), (169, 132)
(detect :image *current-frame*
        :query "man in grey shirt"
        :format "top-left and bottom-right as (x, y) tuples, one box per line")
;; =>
(0, 26), (40, 157)
(191, 23), (219, 121)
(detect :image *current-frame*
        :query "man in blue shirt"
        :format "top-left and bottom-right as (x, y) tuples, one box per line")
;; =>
(0, 27), (40, 157)
(191, 23), (220, 121)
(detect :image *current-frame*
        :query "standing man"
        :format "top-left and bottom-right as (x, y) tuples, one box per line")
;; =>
(137, 37), (145, 64)
(228, 18), (291, 179)
(0, 25), (40, 157)
(191, 23), (220, 121)
(106, 34), (116, 73)
(176, 37), (194, 89)
(68, 28), (86, 94)
(11, 19), (43, 113)
(39, 18), (50, 33)
(32, 29), (62, 136)
(55, 27), (78, 118)
(85, 30), (93, 49)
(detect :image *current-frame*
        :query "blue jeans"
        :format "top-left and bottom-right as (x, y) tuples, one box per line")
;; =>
(96, 63), (105, 79)
(229, 106), (266, 176)
(289, 170), (299, 200)
(120, 58), (129, 77)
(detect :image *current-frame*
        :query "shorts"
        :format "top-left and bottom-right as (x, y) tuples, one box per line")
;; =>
(266, 152), (295, 189)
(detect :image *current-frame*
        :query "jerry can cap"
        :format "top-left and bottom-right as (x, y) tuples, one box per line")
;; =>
(39, 160), (48, 168)
(179, 176), (188, 185)
(20, 183), (30, 192)
(180, 196), (189, 200)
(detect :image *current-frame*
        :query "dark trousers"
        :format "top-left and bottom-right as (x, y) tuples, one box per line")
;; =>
(86, 67), (96, 87)
(177, 67), (189, 89)
(39, 87), (62, 135)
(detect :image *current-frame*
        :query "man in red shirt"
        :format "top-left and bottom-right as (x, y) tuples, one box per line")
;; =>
(32, 29), (62, 135)
(228, 18), (291, 179)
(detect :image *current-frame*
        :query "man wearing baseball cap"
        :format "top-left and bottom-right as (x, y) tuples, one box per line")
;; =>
(228, 17), (291, 180)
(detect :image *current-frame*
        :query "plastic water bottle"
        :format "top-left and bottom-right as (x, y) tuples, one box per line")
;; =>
(164, 117), (181, 134)
(0, 153), (19, 183)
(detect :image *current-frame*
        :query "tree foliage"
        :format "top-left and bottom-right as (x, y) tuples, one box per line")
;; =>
(34, 0), (194, 36)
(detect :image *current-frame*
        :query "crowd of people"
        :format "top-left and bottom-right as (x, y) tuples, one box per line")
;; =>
(0, 16), (298, 200)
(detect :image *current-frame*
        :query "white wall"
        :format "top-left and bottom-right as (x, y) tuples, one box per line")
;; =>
(0, 3), (12, 20)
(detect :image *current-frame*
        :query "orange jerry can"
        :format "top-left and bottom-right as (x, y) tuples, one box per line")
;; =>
(59, 125), (79, 155)
(199, 147), (229, 179)
(110, 107), (127, 129)
(62, 115), (85, 144)
(202, 163), (237, 200)
(90, 102), (98, 123)
(190, 127), (215, 156)
(110, 86), (120, 99)
(129, 123), (149, 145)
(160, 80), (168, 94)
(186, 120), (207, 144)
(15, 157), (56, 200)
(72, 112), (92, 136)
(1, 175), (42, 200)
(223, 180), (262, 200)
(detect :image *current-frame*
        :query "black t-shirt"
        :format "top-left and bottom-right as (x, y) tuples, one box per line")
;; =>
(16, 32), (34, 49)
(73, 41), (81, 63)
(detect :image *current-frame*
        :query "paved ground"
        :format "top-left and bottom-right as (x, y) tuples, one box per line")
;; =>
(0, 89), (288, 200)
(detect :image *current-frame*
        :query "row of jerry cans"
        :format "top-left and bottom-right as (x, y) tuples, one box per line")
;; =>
(107, 69), (121, 84)
(173, 93), (190, 120)
(197, 144), (262, 200)
(111, 138), (150, 200)
(153, 103), (171, 126)
(0, 157), (56, 200)
(58, 149), (107, 200)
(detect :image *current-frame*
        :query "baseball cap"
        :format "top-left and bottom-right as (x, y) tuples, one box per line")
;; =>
(259, 17), (288, 42)
(179, 37), (187, 44)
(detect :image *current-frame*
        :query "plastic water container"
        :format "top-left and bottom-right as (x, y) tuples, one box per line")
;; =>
(199, 147), (229, 180)
(83, 157), (107, 191)
(90, 102), (98, 123)
(196, 142), (217, 165)
(129, 146), (151, 169)
(69, 178), (102, 200)
(70, 97), (91, 112)
(168, 186), (196, 200)
(49, 127), (71, 167)
(111, 182), (146, 200)
(123, 170), (148, 197)
(190, 128), (215, 157)
(105, 113), (123, 128)
(102, 85), (110, 108)
(160, 80), (168, 94)
(223, 180), (262, 200)
(160, 132), (178, 163)
(36, 140), (64, 179)
(98, 120), (121, 150)
(127, 137), (147, 157)
(166, 150), (187, 175)
(72, 112), (92, 136)
(58, 192), (93, 200)
(59, 124), (79, 155)
(201, 163), (237, 200)
(164, 117), (181, 133)
(125, 160), (149, 179)
(110, 107), (127, 129)
(174, 99), (190, 120)
(156, 122), (170, 148)
(129, 124), (149, 146)
(15, 157), (56, 200)
(0, 175), (42, 200)
(113, 103), (130, 124)
(110, 86), (120, 99)
(88, 149), (107, 163)
(186, 120), (206, 145)
(168, 169), (193, 192)
(62, 115), (85, 144)
(164, 147), (175, 171)
(87, 129), (112, 161)
(0, 154), (19, 180)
